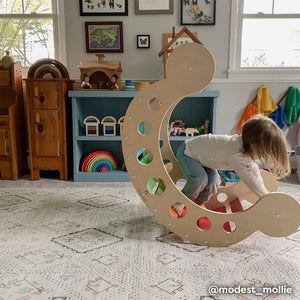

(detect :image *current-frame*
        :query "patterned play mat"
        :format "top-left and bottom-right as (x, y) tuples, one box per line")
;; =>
(0, 177), (299, 300)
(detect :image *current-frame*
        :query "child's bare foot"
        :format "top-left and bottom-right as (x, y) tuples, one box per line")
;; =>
(172, 203), (185, 217)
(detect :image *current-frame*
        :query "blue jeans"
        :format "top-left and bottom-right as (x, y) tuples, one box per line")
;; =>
(176, 142), (221, 204)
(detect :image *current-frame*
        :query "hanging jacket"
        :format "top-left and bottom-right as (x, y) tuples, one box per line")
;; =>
(237, 103), (257, 133)
(284, 87), (300, 126)
(297, 116), (300, 145)
(269, 105), (286, 129)
(256, 86), (277, 116)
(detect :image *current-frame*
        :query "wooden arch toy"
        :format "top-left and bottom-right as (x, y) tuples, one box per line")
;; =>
(121, 43), (300, 247)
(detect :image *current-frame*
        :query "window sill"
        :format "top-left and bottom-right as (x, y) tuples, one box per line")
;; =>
(227, 68), (300, 82)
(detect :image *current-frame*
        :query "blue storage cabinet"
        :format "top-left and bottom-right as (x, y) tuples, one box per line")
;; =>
(69, 90), (220, 182)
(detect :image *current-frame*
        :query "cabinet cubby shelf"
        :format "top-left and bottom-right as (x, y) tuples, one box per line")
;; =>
(75, 136), (191, 141)
(74, 170), (130, 182)
(76, 136), (122, 141)
(70, 90), (220, 182)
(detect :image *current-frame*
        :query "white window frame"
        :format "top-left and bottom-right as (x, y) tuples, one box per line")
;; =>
(55, 0), (67, 65)
(228, 0), (300, 81)
(0, 0), (66, 67)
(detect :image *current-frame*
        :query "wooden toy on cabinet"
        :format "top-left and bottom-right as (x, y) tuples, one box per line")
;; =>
(78, 54), (122, 90)
(101, 116), (117, 136)
(80, 74), (92, 89)
(0, 61), (27, 180)
(159, 26), (202, 78)
(1, 51), (15, 70)
(84, 116), (100, 136)
(25, 59), (74, 181)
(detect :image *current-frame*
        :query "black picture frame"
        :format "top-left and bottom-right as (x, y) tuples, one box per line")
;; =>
(80, 0), (128, 16)
(181, 0), (216, 25)
(85, 22), (123, 53)
(137, 35), (150, 49)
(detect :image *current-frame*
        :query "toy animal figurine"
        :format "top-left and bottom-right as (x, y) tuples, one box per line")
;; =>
(104, 74), (119, 90)
(80, 73), (92, 89)
(185, 128), (199, 137)
(169, 120), (186, 136)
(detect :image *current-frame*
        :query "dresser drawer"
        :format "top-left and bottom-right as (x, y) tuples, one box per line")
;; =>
(0, 127), (10, 156)
(34, 110), (60, 157)
(33, 81), (60, 109)
(0, 115), (9, 127)
(0, 70), (10, 86)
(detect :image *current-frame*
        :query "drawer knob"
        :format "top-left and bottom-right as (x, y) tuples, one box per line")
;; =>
(38, 124), (43, 133)
(39, 95), (45, 103)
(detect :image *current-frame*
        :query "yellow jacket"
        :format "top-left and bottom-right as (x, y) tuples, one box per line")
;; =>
(257, 86), (277, 116)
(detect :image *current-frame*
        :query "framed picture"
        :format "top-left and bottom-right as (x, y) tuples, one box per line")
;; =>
(79, 0), (128, 16)
(137, 35), (150, 49)
(85, 22), (123, 53)
(135, 0), (173, 15)
(181, 0), (216, 25)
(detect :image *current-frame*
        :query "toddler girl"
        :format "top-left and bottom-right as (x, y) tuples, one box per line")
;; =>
(173, 115), (291, 216)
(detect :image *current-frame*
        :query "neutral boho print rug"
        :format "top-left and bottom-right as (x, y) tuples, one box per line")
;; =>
(0, 175), (299, 300)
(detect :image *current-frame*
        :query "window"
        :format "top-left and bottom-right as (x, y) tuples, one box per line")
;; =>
(0, 0), (65, 67)
(229, 0), (300, 80)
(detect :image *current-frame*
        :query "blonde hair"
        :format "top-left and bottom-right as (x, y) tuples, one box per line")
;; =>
(241, 115), (290, 179)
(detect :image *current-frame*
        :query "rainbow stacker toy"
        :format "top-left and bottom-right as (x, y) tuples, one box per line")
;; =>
(80, 150), (119, 172)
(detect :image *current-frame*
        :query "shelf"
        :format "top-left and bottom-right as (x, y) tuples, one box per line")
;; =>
(69, 90), (139, 98)
(69, 90), (220, 98)
(70, 90), (220, 182)
(76, 135), (122, 141)
(169, 136), (193, 141)
(75, 136), (191, 141)
(74, 170), (130, 182)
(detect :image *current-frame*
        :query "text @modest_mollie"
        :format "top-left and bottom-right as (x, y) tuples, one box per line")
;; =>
(208, 284), (293, 296)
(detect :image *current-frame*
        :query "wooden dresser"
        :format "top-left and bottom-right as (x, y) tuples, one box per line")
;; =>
(25, 59), (73, 180)
(0, 62), (27, 180)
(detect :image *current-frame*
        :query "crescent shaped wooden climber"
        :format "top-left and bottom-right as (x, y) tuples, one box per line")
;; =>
(121, 42), (300, 247)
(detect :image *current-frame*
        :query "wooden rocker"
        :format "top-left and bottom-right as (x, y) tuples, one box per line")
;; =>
(121, 42), (300, 247)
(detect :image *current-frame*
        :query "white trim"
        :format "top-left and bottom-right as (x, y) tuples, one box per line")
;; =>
(213, 78), (300, 83)
(0, 14), (55, 18)
(228, 0), (243, 72)
(55, 0), (67, 64)
(243, 13), (300, 19)
(227, 68), (300, 81)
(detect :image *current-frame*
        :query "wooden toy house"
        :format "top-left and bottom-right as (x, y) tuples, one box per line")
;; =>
(78, 54), (122, 90)
(159, 26), (202, 78)
(84, 116), (100, 136)
(101, 116), (117, 136)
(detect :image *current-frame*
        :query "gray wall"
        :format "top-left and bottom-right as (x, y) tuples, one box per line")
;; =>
(64, 0), (299, 148)
(64, 0), (230, 80)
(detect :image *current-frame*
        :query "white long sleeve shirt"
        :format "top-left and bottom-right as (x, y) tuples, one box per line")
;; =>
(184, 134), (268, 197)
